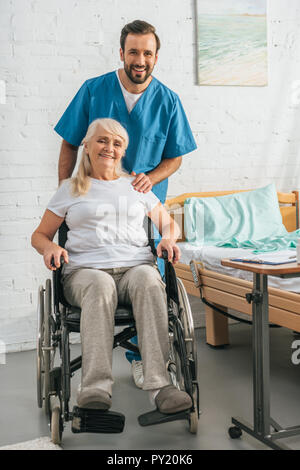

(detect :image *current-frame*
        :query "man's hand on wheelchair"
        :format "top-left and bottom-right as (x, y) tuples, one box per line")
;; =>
(43, 243), (69, 271)
(156, 239), (181, 264)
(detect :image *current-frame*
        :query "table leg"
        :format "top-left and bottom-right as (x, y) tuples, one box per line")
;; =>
(252, 273), (270, 437)
(227, 266), (300, 449)
(230, 273), (292, 449)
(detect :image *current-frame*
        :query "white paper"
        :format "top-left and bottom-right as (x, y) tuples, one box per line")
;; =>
(232, 249), (298, 264)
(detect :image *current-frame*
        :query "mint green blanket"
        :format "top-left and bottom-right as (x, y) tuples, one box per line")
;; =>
(184, 184), (299, 253)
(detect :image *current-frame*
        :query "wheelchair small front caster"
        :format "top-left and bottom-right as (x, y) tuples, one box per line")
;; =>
(50, 405), (63, 445)
(228, 426), (242, 439)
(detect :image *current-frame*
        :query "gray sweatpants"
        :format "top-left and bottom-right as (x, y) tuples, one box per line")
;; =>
(63, 264), (171, 399)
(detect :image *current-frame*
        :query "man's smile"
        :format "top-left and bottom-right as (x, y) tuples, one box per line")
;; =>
(132, 66), (147, 72)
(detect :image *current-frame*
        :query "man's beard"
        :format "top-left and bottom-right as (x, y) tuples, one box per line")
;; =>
(124, 62), (153, 84)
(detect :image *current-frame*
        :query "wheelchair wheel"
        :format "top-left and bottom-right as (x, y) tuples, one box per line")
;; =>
(188, 384), (199, 434)
(168, 278), (199, 434)
(37, 285), (44, 408)
(50, 404), (63, 445)
(168, 324), (185, 390)
(43, 279), (52, 416)
(176, 278), (198, 374)
(177, 278), (199, 433)
(168, 316), (199, 434)
(168, 279), (197, 391)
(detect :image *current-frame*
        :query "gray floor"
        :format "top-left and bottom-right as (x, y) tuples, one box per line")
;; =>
(1, 304), (300, 450)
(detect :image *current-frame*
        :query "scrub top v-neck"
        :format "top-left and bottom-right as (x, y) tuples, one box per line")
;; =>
(115, 71), (143, 113)
(113, 70), (154, 120)
(54, 71), (196, 202)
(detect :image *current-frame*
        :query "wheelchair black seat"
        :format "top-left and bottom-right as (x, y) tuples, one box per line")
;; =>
(65, 305), (134, 333)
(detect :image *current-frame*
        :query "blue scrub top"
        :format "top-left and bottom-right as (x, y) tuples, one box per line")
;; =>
(54, 71), (197, 203)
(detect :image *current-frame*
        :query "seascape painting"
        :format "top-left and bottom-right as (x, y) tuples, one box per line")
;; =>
(196, 0), (268, 86)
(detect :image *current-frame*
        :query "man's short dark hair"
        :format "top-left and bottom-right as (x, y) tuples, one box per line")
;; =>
(120, 20), (161, 52)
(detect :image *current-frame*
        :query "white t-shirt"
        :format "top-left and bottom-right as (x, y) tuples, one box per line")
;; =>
(47, 177), (160, 275)
(116, 70), (143, 113)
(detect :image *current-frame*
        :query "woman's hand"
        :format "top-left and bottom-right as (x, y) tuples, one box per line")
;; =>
(43, 243), (69, 271)
(156, 239), (181, 264)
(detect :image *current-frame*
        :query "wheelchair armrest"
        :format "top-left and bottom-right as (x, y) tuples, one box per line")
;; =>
(51, 256), (71, 311)
(162, 249), (178, 264)
(162, 249), (173, 274)
(50, 256), (65, 269)
(162, 250), (180, 306)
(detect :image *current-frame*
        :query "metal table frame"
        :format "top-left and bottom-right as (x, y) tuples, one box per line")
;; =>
(222, 261), (300, 450)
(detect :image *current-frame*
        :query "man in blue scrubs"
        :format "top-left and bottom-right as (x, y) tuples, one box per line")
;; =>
(55, 20), (196, 388)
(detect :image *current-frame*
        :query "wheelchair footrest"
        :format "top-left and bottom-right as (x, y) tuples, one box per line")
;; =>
(138, 409), (190, 427)
(71, 406), (125, 434)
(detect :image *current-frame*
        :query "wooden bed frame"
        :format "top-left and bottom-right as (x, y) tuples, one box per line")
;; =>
(165, 189), (300, 346)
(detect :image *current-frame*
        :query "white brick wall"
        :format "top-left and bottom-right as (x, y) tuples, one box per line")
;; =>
(1, 0), (300, 350)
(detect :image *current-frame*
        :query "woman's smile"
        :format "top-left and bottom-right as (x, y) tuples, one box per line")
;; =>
(98, 153), (116, 160)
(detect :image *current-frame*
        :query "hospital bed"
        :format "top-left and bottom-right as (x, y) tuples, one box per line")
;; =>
(165, 188), (300, 347)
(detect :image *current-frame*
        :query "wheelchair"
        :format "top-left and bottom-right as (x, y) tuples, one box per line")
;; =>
(36, 221), (200, 445)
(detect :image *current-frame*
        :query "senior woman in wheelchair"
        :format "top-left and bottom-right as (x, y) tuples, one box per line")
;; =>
(31, 118), (192, 415)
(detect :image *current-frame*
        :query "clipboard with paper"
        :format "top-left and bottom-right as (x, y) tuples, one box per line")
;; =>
(230, 249), (298, 265)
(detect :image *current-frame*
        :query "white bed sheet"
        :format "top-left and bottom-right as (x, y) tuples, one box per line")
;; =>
(178, 242), (300, 293)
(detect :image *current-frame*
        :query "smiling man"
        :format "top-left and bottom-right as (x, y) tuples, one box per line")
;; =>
(54, 20), (196, 389)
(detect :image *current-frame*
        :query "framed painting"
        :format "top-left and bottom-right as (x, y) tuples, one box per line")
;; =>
(196, 0), (268, 86)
